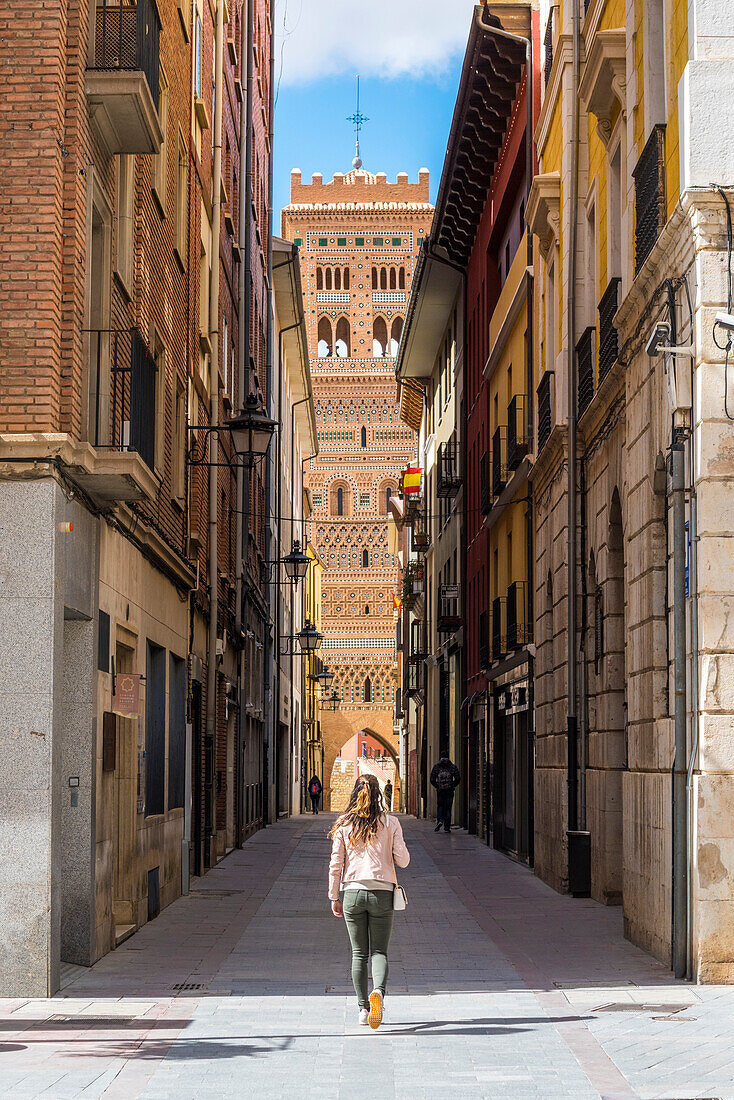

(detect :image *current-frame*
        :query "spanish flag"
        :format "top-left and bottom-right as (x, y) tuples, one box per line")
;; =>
(403, 467), (422, 495)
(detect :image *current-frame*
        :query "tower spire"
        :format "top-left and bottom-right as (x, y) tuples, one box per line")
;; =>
(347, 75), (369, 170)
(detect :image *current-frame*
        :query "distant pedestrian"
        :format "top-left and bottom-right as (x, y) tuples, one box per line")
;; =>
(328, 774), (410, 1029)
(430, 756), (460, 832)
(308, 774), (322, 814)
(384, 779), (393, 810)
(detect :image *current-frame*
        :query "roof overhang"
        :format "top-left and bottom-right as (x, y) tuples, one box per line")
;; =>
(272, 236), (318, 454)
(431, 4), (528, 267)
(396, 250), (462, 381)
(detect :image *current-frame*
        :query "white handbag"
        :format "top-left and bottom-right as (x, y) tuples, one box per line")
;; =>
(393, 884), (407, 911)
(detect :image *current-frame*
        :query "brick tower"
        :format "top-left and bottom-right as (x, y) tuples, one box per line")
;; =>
(282, 166), (433, 808)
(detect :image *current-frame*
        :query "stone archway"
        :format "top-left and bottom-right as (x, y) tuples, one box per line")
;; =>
(321, 707), (399, 811)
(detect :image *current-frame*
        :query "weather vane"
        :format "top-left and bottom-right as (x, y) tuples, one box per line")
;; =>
(347, 75), (368, 170)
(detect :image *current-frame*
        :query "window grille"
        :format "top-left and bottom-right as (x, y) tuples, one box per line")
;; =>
(633, 124), (666, 274)
(598, 278), (621, 381)
(576, 326), (596, 415)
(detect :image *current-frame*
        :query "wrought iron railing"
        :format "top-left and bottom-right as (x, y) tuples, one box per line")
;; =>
(410, 511), (430, 554)
(437, 589), (461, 634)
(492, 425), (507, 498)
(409, 618), (427, 661)
(598, 278), (621, 382)
(492, 596), (507, 661)
(401, 562), (424, 611)
(633, 124), (666, 274)
(480, 452), (491, 515)
(437, 439), (462, 498)
(576, 326), (596, 416)
(506, 580), (532, 651)
(507, 394), (529, 471)
(90, 327), (157, 470)
(479, 609), (489, 670)
(537, 371), (554, 453)
(405, 659), (422, 698)
(92, 0), (161, 109)
(544, 10), (553, 87)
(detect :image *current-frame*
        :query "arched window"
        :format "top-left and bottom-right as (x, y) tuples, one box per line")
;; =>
(361, 426), (367, 447)
(316, 267), (323, 290)
(371, 266), (377, 286)
(389, 267), (396, 290)
(327, 268), (334, 290)
(362, 549), (369, 568)
(372, 316), (387, 358)
(343, 267), (350, 289)
(335, 316), (350, 357)
(399, 266), (405, 289)
(390, 316), (403, 356)
(317, 316), (332, 358)
(334, 267), (341, 290)
(364, 676), (372, 702)
(337, 487), (344, 515)
(385, 485), (392, 513)
(380, 267), (387, 290)
(364, 604), (370, 616)
(330, 481), (350, 517)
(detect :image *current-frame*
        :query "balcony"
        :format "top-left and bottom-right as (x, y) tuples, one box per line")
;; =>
(492, 426), (507, 498)
(544, 9), (553, 87)
(404, 659), (423, 699)
(437, 440), (462, 498)
(410, 512), (431, 554)
(598, 278), (621, 382)
(507, 395), (529, 472)
(401, 562), (424, 611)
(479, 610), (489, 670)
(86, 0), (163, 154)
(537, 371), (554, 454)
(437, 585), (461, 634)
(409, 619), (427, 662)
(633, 125), (666, 274)
(491, 596), (507, 662)
(506, 581), (532, 651)
(576, 326), (596, 416)
(479, 453), (491, 516)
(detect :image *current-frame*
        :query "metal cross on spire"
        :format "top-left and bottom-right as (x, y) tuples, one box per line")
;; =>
(347, 75), (368, 170)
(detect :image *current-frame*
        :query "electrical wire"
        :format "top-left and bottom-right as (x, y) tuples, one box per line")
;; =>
(711, 185), (734, 420)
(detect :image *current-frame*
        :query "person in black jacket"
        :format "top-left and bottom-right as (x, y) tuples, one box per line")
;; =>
(308, 774), (322, 814)
(430, 756), (460, 832)
(384, 779), (393, 811)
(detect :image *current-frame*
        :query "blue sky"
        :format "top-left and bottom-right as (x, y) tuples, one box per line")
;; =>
(272, 0), (477, 226)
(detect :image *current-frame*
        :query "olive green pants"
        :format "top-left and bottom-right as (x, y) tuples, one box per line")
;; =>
(342, 888), (394, 1009)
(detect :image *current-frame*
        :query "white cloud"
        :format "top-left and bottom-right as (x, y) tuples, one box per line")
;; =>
(276, 0), (477, 86)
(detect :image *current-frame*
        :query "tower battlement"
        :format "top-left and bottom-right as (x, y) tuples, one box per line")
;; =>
(289, 167), (430, 207)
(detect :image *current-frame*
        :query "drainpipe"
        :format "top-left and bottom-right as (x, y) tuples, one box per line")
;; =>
(234, 0), (250, 849)
(207, 0), (225, 854)
(566, 0), (583, 883)
(263, 0), (276, 821)
(671, 430), (687, 979)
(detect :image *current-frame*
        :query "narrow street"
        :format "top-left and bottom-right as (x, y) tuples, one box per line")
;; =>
(2, 818), (734, 1100)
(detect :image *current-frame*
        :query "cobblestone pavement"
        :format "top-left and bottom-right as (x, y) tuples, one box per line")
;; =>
(2, 816), (734, 1099)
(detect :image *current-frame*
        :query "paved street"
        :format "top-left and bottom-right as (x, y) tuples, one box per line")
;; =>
(2, 816), (734, 1099)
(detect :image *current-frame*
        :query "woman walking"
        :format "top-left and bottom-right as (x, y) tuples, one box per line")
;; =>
(328, 773), (410, 1029)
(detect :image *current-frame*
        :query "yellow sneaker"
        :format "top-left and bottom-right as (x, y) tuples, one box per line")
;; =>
(368, 989), (383, 1030)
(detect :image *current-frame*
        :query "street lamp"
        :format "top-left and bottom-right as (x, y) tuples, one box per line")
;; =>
(327, 689), (340, 711)
(281, 540), (310, 582)
(296, 617), (323, 653)
(225, 392), (278, 466)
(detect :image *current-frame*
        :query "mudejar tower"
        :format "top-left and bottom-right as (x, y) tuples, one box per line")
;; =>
(282, 164), (433, 808)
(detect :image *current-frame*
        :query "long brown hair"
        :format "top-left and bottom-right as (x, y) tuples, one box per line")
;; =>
(329, 773), (385, 847)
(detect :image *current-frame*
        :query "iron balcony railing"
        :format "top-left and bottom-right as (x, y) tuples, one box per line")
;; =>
(437, 587), (461, 634)
(480, 452), (491, 516)
(506, 580), (532, 651)
(410, 511), (430, 554)
(409, 619), (427, 662)
(405, 659), (422, 698)
(576, 326), (596, 416)
(92, 0), (161, 109)
(633, 124), (666, 274)
(507, 394), (529, 471)
(492, 425), (507, 498)
(544, 9), (553, 87)
(492, 596), (507, 662)
(90, 327), (157, 470)
(401, 562), (424, 611)
(436, 439), (462, 498)
(598, 278), (621, 382)
(537, 371), (554, 453)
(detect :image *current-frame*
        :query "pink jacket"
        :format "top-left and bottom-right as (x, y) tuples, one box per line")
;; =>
(328, 814), (410, 901)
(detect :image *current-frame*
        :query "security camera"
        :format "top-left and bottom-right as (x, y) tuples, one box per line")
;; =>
(714, 311), (734, 333)
(646, 321), (670, 357)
